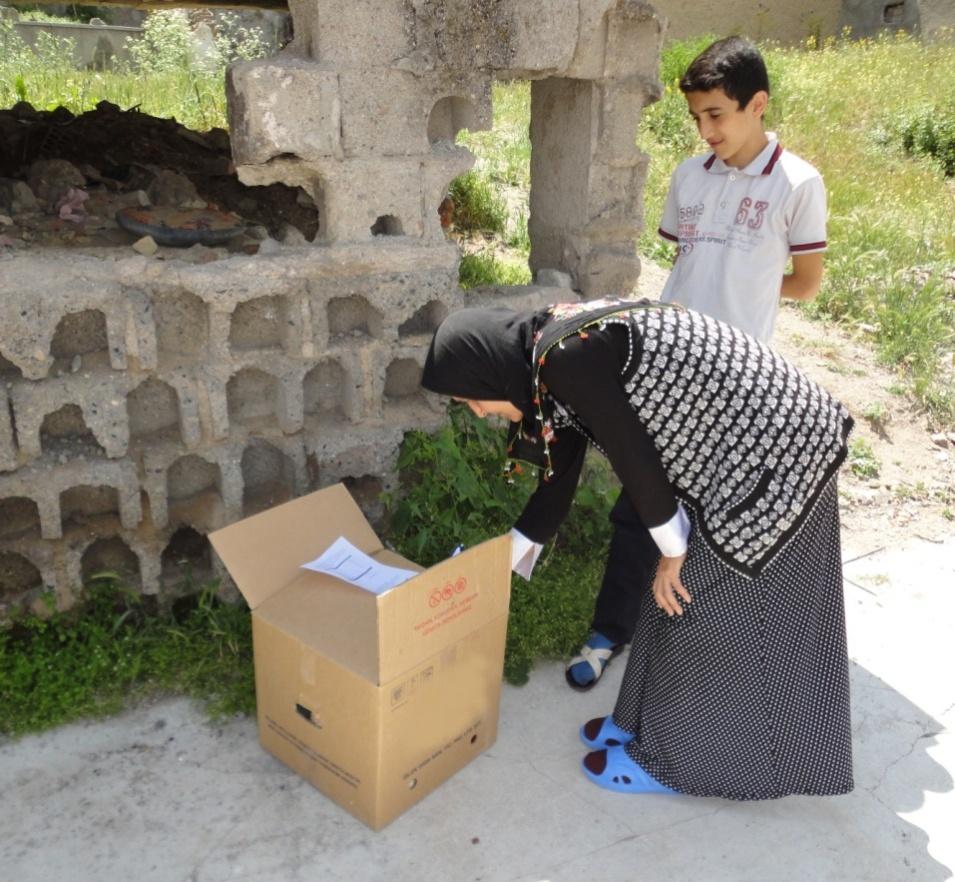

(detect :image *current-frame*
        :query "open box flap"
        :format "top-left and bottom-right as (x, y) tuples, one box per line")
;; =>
(254, 550), (425, 682)
(209, 483), (382, 610)
(376, 534), (511, 683)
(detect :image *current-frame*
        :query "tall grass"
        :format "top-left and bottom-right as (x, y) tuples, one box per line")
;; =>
(0, 12), (265, 130)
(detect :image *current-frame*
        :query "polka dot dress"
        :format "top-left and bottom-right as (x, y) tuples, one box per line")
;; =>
(612, 476), (854, 800)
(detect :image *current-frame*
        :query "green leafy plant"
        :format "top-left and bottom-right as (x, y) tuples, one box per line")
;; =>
(861, 401), (890, 432)
(895, 100), (955, 176)
(385, 406), (619, 683)
(0, 575), (254, 738)
(848, 437), (881, 479)
(128, 10), (195, 74)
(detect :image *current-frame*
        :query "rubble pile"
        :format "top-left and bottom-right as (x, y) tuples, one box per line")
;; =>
(0, 100), (319, 254)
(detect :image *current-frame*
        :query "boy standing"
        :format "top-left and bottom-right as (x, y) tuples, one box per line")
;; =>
(567, 36), (828, 689)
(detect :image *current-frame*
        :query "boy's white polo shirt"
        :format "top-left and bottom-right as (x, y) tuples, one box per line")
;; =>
(658, 134), (827, 343)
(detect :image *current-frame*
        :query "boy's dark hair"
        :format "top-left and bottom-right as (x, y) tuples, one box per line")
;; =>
(679, 37), (770, 109)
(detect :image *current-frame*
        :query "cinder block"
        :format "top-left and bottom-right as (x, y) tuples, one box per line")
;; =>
(124, 288), (158, 371)
(11, 372), (130, 463)
(0, 255), (126, 381)
(306, 425), (406, 492)
(131, 535), (162, 596)
(104, 309), (128, 371)
(317, 158), (427, 242)
(304, 0), (413, 67)
(1, 458), (140, 541)
(302, 351), (363, 424)
(426, 1), (519, 71)
(227, 58), (342, 166)
(229, 295), (295, 355)
(566, 0), (616, 79)
(529, 77), (597, 273)
(208, 309), (232, 365)
(604, 0), (664, 80)
(149, 289), (211, 363)
(235, 433), (308, 518)
(0, 387), (16, 472)
(575, 244), (641, 300)
(506, 0), (580, 73)
(199, 372), (231, 442)
(339, 69), (492, 157)
(421, 148), (477, 240)
(278, 373), (305, 435)
(595, 80), (654, 165)
(585, 159), (645, 231)
(0, 541), (54, 610)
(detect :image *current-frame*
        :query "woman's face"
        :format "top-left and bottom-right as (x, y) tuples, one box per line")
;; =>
(453, 397), (523, 422)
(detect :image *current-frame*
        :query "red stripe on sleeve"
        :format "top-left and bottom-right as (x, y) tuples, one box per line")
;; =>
(790, 241), (827, 253)
(658, 228), (679, 243)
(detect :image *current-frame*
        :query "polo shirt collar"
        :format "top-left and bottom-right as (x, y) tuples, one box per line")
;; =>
(703, 132), (783, 176)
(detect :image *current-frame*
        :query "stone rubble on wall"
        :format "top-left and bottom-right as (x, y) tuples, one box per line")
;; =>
(0, 0), (663, 616)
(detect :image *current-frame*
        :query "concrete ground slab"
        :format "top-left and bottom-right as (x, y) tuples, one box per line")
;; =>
(2, 537), (953, 882)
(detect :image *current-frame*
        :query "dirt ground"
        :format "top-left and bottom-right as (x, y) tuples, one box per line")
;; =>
(637, 259), (955, 556)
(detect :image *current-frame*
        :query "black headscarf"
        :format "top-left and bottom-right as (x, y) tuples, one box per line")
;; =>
(421, 307), (538, 416)
(421, 306), (549, 467)
(421, 299), (643, 472)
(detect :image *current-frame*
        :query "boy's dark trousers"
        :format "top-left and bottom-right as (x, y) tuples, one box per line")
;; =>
(591, 490), (660, 646)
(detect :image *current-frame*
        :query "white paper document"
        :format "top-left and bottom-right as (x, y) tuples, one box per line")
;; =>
(302, 536), (417, 595)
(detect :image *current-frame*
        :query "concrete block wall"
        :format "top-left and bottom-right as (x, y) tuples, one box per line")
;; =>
(229, 0), (664, 296)
(0, 0), (663, 614)
(0, 244), (486, 612)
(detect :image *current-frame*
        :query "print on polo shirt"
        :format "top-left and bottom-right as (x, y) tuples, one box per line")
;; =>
(674, 192), (774, 257)
(678, 202), (704, 254)
(735, 197), (769, 230)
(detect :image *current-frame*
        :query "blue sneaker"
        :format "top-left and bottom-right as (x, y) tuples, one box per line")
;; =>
(565, 632), (623, 691)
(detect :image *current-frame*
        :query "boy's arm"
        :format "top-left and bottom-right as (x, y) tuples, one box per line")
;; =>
(781, 252), (823, 302)
(782, 175), (827, 302)
(658, 172), (680, 262)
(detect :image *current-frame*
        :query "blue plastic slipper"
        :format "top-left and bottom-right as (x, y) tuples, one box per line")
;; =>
(582, 746), (678, 794)
(579, 715), (636, 750)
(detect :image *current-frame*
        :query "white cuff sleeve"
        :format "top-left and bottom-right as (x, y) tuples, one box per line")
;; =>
(509, 528), (544, 581)
(648, 503), (691, 558)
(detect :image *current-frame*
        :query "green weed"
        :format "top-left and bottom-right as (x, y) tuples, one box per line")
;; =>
(893, 100), (955, 176)
(861, 401), (890, 432)
(0, 576), (254, 738)
(448, 171), (508, 235)
(893, 481), (928, 501)
(848, 437), (881, 479)
(459, 251), (531, 288)
(385, 406), (618, 683)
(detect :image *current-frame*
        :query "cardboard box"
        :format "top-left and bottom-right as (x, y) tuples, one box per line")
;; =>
(210, 483), (512, 830)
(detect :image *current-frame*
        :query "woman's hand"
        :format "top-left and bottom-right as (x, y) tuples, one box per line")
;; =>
(653, 553), (692, 617)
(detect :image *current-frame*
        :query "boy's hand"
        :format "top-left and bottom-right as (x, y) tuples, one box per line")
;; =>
(653, 553), (691, 617)
(781, 252), (824, 302)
